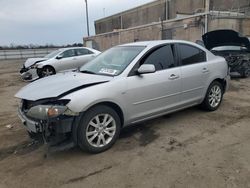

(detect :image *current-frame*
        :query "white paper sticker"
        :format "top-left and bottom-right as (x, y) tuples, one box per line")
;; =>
(99, 68), (119, 75)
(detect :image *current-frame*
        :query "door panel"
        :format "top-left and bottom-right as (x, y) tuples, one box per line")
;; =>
(177, 43), (208, 104)
(181, 63), (207, 103)
(56, 49), (78, 71)
(125, 67), (181, 123)
(76, 54), (95, 67)
(56, 57), (78, 71)
(75, 49), (95, 67)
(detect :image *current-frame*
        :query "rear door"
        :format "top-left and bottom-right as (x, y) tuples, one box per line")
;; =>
(125, 44), (182, 123)
(75, 48), (96, 67)
(177, 43), (209, 105)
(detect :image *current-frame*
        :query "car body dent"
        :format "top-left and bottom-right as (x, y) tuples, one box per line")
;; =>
(24, 58), (48, 68)
(15, 72), (112, 101)
(61, 77), (128, 120)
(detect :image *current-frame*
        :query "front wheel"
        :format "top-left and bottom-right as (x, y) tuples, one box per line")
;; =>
(201, 81), (223, 111)
(77, 105), (121, 153)
(39, 66), (56, 78)
(241, 68), (250, 78)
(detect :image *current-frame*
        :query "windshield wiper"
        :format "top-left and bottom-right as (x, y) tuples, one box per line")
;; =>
(81, 70), (96, 74)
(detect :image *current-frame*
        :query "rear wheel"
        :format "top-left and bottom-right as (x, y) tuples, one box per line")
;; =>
(77, 105), (121, 153)
(201, 81), (223, 111)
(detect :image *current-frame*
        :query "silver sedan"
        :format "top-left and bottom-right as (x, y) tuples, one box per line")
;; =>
(15, 40), (230, 153)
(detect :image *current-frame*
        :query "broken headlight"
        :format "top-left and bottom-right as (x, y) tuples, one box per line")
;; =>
(27, 105), (67, 120)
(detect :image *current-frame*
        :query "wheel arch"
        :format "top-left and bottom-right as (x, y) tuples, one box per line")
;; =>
(37, 65), (56, 77)
(71, 101), (125, 146)
(42, 65), (56, 73)
(212, 78), (227, 94)
(89, 101), (124, 127)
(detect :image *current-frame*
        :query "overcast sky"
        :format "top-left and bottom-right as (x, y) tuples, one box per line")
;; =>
(0, 0), (153, 46)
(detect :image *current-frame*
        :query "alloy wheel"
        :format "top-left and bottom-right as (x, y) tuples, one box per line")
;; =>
(86, 114), (116, 148)
(208, 85), (222, 108)
(42, 68), (54, 77)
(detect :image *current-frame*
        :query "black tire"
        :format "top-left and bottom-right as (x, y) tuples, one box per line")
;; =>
(39, 66), (56, 78)
(77, 105), (121, 153)
(241, 68), (250, 78)
(201, 81), (223, 111)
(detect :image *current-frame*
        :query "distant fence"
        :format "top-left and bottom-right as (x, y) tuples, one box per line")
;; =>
(0, 48), (59, 60)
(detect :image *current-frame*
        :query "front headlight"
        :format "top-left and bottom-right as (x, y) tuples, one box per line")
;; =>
(30, 64), (39, 69)
(27, 105), (67, 120)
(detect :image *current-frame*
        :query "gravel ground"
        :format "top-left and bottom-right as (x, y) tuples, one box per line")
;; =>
(0, 60), (249, 188)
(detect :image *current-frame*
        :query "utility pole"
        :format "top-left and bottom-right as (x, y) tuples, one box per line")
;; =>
(85, 0), (90, 36)
(204, 0), (210, 34)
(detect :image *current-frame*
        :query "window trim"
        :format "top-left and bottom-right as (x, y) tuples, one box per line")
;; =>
(176, 43), (207, 66)
(75, 48), (94, 56)
(60, 49), (76, 58)
(128, 43), (178, 77)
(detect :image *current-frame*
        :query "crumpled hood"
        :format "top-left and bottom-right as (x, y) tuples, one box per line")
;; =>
(24, 58), (48, 68)
(15, 72), (112, 101)
(202, 30), (250, 50)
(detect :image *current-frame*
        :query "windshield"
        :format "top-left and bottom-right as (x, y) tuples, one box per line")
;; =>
(80, 46), (145, 76)
(44, 49), (61, 59)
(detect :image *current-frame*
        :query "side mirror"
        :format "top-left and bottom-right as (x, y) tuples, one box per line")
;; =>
(137, 64), (156, 74)
(56, 54), (63, 60)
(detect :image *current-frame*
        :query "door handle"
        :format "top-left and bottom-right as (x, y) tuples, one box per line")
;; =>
(169, 74), (180, 80)
(202, 68), (209, 73)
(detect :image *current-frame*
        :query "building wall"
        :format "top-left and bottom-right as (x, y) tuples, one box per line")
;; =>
(95, 0), (167, 34)
(210, 0), (250, 11)
(85, 15), (250, 51)
(87, 16), (205, 51)
(208, 17), (250, 36)
(94, 0), (206, 34)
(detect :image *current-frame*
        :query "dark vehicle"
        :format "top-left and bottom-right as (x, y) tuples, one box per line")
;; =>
(202, 29), (250, 78)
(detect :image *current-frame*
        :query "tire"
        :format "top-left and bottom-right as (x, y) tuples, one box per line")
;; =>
(39, 66), (56, 78)
(201, 81), (223, 111)
(241, 68), (250, 78)
(77, 105), (121, 153)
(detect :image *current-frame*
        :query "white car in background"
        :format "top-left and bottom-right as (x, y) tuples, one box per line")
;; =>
(20, 47), (101, 81)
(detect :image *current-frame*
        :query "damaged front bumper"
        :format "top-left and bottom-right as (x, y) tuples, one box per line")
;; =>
(20, 66), (39, 81)
(17, 107), (76, 148)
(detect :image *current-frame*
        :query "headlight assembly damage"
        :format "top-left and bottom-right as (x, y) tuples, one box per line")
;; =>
(27, 105), (79, 120)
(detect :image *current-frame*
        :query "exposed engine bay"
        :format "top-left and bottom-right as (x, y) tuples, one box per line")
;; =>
(202, 29), (250, 78)
(212, 49), (250, 77)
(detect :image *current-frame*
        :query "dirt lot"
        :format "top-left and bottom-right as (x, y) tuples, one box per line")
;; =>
(0, 59), (249, 188)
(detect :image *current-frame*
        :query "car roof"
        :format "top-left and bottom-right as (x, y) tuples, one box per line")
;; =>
(58, 47), (90, 51)
(120, 40), (198, 47)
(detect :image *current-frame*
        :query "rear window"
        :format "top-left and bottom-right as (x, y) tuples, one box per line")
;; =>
(179, 44), (206, 65)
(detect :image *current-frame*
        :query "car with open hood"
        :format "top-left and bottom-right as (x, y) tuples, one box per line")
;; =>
(20, 47), (101, 81)
(15, 40), (229, 153)
(202, 29), (250, 77)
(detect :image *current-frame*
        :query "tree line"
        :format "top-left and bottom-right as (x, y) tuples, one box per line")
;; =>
(0, 43), (83, 50)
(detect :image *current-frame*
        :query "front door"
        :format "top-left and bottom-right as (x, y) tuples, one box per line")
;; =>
(124, 44), (182, 123)
(56, 49), (78, 71)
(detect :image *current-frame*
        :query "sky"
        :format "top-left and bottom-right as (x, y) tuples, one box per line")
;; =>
(0, 0), (153, 46)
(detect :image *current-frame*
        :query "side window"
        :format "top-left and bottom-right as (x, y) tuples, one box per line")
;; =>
(61, 50), (75, 58)
(143, 45), (175, 71)
(76, 49), (93, 56)
(179, 44), (206, 65)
